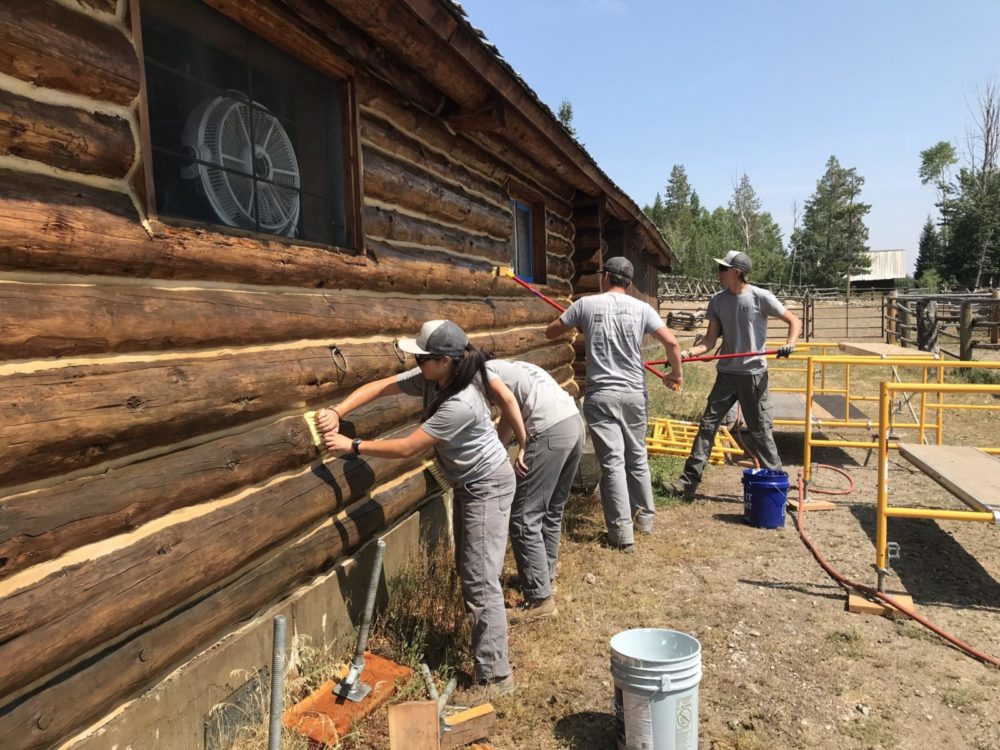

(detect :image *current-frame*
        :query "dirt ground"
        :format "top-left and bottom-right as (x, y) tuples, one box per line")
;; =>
(481, 358), (1000, 750)
(245, 355), (1000, 750)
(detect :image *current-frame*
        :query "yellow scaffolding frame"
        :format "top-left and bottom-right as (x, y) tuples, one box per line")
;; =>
(802, 357), (1000, 481)
(646, 418), (743, 465)
(874, 379), (1000, 591)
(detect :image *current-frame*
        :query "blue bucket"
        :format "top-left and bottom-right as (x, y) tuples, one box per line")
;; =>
(742, 469), (789, 529)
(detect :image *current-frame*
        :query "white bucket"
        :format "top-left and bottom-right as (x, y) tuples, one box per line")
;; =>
(610, 628), (702, 750)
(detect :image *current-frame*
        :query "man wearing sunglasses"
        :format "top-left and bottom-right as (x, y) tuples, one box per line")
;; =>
(663, 250), (801, 501)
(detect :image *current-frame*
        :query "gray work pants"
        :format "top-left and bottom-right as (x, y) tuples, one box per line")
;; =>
(680, 370), (782, 490)
(583, 389), (655, 546)
(452, 461), (516, 681)
(510, 415), (585, 600)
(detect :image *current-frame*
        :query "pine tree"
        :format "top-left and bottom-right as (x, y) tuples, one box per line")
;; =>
(557, 100), (577, 137)
(788, 156), (871, 288)
(725, 174), (787, 283)
(643, 193), (667, 233)
(661, 165), (699, 271)
(914, 217), (942, 280)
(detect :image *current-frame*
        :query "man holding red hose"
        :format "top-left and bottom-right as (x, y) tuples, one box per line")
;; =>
(546, 256), (683, 551)
(663, 250), (801, 501)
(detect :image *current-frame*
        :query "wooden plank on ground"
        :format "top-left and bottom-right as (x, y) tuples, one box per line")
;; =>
(442, 703), (497, 749)
(847, 593), (914, 617)
(388, 701), (440, 749)
(837, 342), (936, 358)
(812, 394), (869, 422)
(897, 444), (1000, 513)
(770, 392), (807, 422)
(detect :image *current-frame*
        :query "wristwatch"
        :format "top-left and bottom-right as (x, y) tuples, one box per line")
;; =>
(351, 437), (362, 455)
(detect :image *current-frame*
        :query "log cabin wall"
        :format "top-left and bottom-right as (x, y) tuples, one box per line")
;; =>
(0, 1), (669, 747)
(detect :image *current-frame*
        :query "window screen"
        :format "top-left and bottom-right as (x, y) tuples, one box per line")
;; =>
(512, 200), (535, 282)
(141, 0), (350, 247)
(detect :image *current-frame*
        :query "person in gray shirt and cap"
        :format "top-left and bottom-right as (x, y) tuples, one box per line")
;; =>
(546, 256), (683, 552)
(663, 250), (801, 501)
(316, 320), (527, 697)
(484, 357), (585, 621)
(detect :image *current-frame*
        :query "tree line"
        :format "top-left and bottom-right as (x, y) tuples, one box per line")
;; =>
(642, 158), (872, 289)
(915, 79), (1000, 290)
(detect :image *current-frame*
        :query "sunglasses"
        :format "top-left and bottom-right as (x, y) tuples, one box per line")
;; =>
(415, 353), (443, 364)
(717, 264), (731, 273)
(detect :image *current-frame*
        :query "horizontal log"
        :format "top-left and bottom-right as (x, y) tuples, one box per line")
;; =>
(574, 273), (601, 294)
(369, 240), (569, 297)
(364, 203), (511, 264)
(201, 0), (354, 82)
(546, 232), (574, 259)
(270, 0), (445, 111)
(446, 97), (506, 132)
(363, 149), (510, 239)
(546, 253), (573, 282)
(0, 0), (139, 106)
(573, 229), (603, 254)
(0, 331), (566, 489)
(0, 280), (556, 360)
(0, 170), (565, 298)
(0, 88), (134, 177)
(0, 344), (576, 701)
(0, 467), (436, 749)
(468, 131), (577, 206)
(572, 208), (603, 232)
(0, 421), (423, 699)
(0, 395), (417, 579)
(546, 211), (574, 242)
(360, 114), (507, 209)
(0, 331), (570, 573)
(357, 77), (509, 188)
(330, 0), (485, 115)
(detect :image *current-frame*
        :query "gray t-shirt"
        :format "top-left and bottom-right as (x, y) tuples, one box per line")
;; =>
(707, 285), (786, 374)
(485, 359), (579, 436)
(560, 292), (665, 394)
(395, 367), (508, 485)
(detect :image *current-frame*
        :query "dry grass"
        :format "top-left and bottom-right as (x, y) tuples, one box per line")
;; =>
(222, 350), (1000, 749)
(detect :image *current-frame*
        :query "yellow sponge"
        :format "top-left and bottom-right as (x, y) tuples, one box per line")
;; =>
(303, 410), (324, 450)
(495, 265), (514, 279)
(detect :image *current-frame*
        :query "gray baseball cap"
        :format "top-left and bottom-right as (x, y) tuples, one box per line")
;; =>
(604, 256), (634, 280)
(397, 320), (469, 357)
(714, 250), (752, 274)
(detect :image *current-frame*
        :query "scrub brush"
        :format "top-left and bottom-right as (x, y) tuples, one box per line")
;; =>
(303, 410), (324, 451)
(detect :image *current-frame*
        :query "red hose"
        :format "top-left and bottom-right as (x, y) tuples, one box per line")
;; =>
(795, 466), (1000, 669)
(648, 349), (781, 366)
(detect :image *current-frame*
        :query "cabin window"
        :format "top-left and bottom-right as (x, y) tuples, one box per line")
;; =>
(510, 199), (546, 283)
(139, 0), (354, 248)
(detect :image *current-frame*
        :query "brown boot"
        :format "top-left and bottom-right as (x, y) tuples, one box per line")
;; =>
(507, 595), (557, 623)
(661, 478), (696, 501)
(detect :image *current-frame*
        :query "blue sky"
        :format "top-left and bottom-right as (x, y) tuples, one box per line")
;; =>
(460, 0), (999, 273)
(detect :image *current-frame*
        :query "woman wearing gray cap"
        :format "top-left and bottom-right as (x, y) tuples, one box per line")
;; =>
(316, 320), (526, 697)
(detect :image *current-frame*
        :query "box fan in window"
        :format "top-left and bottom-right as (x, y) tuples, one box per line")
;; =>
(181, 91), (300, 237)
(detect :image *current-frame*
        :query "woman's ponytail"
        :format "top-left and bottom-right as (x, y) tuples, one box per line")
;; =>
(422, 344), (492, 421)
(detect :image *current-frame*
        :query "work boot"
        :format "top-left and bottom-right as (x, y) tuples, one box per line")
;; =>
(471, 673), (517, 702)
(661, 478), (696, 502)
(508, 596), (557, 623)
(601, 536), (635, 554)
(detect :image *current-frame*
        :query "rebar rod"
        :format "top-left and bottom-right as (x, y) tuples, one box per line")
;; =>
(267, 615), (287, 750)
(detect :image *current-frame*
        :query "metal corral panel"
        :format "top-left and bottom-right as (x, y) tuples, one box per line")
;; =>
(850, 249), (906, 281)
